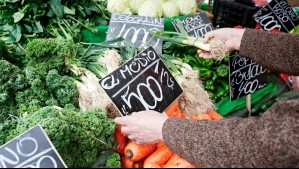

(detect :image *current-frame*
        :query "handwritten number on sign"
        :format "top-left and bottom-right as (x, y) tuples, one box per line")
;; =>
(255, 12), (281, 31)
(0, 136), (58, 168)
(121, 76), (163, 111)
(22, 156), (57, 168)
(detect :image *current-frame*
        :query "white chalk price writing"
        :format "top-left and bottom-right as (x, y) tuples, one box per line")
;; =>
(0, 125), (66, 168)
(107, 13), (164, 54)
(229, 55), (268, 101)
(253, 0), (299, 32)
(173, 13), (214, 38)
(100, 46), (183, 116)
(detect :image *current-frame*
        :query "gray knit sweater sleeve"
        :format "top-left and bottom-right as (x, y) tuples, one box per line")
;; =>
(162, 100), (299, 168)
(239, 29), (299, 75)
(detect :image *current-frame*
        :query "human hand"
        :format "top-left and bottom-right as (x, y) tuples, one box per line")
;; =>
(114, 110), (168, 144)
(291, 76), (299, 90)
(197, 28), (245, 59)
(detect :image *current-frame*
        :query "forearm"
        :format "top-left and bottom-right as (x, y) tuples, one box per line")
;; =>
(162, 100), (299, 168)
(239, 29), (299, 75)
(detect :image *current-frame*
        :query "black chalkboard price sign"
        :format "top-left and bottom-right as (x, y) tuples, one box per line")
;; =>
(0, 125), (67, 168)
(253, 0), (299, 32)
(229, 55), (268, 101)
(106, 13), (164, 54)
(172, 13), (214, 38)
(99, 46), (183, 116)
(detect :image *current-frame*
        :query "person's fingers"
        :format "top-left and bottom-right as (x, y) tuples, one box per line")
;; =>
(204, 31), (214, 43)
(114, 117), (130, 126)
(121, 126), (131, 135)
(127, 134), (136, 141)
(198, 52), (214, 59)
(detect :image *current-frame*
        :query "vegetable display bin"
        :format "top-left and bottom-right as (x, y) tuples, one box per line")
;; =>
(212, 0), (260, 28)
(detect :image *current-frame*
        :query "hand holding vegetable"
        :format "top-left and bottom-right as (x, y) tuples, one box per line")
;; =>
(114, 111), (168, 144)
(197, 28), (245, 59)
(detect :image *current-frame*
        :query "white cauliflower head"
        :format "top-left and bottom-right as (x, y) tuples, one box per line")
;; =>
(161, 2), (180, 18)
(129, 0), (146, 14)
(175, 0), (197, 15)
(158, 0), (165, 5)
(107, 0), (132, 14)
(138, 0), (163, 17)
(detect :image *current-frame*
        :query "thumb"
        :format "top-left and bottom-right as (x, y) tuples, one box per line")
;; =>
(114, 117), (127, 125)
(204, 31), (214, 43)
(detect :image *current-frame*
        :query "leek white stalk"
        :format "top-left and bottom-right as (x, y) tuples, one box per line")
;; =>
(154, 31), (228, 60)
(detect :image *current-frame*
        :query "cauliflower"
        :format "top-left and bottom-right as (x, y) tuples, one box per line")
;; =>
(138, 0), (163, 17)
(129, 0), (146, 14)
(107, 0), (132, 14)
(175, 0), (197, 15)
(161, 2), (180, 18)
(158, 0), (165, 5)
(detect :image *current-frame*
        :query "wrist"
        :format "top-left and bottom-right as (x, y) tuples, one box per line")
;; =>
(233, 29), (245, 50)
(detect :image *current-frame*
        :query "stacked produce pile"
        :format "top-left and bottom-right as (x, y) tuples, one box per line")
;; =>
(0, 0), (226, 168)
(115, 100), (223, 168)
(107, 0), (199, 18)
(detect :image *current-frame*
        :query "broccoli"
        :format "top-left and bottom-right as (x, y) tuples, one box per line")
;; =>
(4, 106), (118, 168)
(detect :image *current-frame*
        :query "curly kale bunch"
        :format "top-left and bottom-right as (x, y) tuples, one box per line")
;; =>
(15, 67), (79, 113)
(46, 69), (78, 106)
(25, 38), (73, 76)
(5, 106), (117, 168)
(0, 119), (18, 145)
(0, 60), (26, 122)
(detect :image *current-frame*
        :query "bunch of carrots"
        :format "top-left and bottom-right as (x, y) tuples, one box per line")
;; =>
(114, 100), (223, 168)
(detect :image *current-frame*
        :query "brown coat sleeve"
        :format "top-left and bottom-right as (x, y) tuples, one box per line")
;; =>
(239, 29), (299, 75)
(162, 100), (299, 168)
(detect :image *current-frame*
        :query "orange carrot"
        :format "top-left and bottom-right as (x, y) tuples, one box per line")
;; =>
(121, 156), (143, 168)
(125, 140), (157, 162)
(114, 126), (128, 155)
(143, 143), (173, 167)
(180, 112), (187, 119)
(191, 113), (212, 120)
(162, 154), (196, 168)
(207, 109), (223, 120)
(143, 163), (162, 168)
(133, 161), (143, 168)
(165, 100), (181, 117)
(156, 142), (165, 149)
(121, 156), (134, 168)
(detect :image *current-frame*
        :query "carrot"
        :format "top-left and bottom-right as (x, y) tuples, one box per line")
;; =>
(121, 156), (134, 168)
(125, 140), (157, 162)
(121, 156), (143, 168)
(191, 113), (212, 120)
(165, 100), (181, 117)
(133, 161), (143, 168)
(143, 163), (162, 168)
(114, 125), (128, 155)
(162, 154), (196, 168)
(143, 143), (173, 167)
(180, 112), (187, 119)
(156, 142), (165, 149)
(207, 109), (223, 120)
